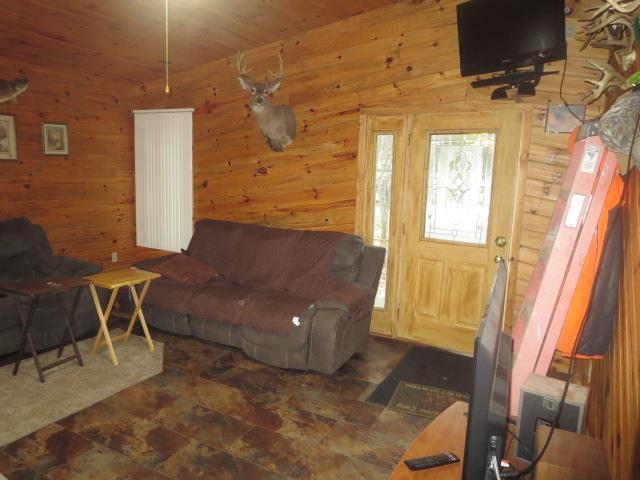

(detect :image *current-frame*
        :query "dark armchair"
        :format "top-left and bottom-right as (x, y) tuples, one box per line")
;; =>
(0, 217), (101, 356)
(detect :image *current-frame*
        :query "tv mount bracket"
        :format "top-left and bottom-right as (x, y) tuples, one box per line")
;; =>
(470, 63), (558, 89)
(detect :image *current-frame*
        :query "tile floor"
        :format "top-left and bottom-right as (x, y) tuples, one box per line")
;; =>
(1, 331), (431, 479)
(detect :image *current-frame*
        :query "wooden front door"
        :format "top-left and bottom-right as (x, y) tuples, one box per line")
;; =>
(395, 111), (524, 353)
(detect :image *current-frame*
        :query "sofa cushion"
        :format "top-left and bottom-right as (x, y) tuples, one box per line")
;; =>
(149, 254), (218, 285)
(241, 308), (314, 351)
(0, 217), (38, 259)
(189, 283), (312, 334)
(186, 219), (345, 291)
(189, 283), (257, 325)
(145, 278), (208, 314)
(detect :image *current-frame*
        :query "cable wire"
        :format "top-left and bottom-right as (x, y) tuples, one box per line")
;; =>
(559, 57), (585, 124)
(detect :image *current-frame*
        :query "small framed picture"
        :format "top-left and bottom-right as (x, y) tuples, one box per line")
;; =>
(545, 104), (586, 133)
(43, 123), (69, 155)
(0, 114), (17, 160)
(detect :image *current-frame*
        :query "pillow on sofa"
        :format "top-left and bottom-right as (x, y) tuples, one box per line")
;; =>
(150, 254), (218, 285)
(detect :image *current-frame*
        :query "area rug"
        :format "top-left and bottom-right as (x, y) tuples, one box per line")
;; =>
(387, 381), (469, 419)
(367, 345), (473, 406)
(0, 330), (163, 448)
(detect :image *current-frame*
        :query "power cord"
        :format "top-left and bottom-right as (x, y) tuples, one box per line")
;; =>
(506, 427), (533, 458)
(559, 57), (585, 124)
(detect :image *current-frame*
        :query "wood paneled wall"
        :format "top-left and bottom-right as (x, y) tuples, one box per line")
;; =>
(133, 0), (607, 323)
(0, 59), (156, 267)
(587, 168), (640, 480)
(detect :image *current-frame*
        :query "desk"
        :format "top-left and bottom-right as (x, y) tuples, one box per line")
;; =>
(84, 268), (160, 366)
(390, 401), (468, 480)
(534, 425), (609, 480)
(391, 401), (610, 480)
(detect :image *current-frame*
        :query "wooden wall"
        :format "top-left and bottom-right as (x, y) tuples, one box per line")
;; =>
(587, 168), (640, 480)
(0, 59), (155, 267)
(133, 0), (607, 323)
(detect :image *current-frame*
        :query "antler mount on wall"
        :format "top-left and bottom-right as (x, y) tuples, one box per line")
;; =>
(236, 51), (297, 152)
(579, 0), (640, 102)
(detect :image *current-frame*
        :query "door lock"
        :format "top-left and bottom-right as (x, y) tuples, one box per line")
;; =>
(495, 236), (507, 247)
(494, 255), (504, 264)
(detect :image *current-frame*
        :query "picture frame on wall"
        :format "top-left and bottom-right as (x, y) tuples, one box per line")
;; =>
(43, 122), (69, 155)
(0, 114), (17, 160)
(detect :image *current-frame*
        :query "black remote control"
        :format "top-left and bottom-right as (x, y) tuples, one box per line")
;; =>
(404, 452), (460, 470)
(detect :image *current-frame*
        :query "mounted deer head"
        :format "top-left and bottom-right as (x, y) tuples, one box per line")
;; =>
(237, 51), (296, 152)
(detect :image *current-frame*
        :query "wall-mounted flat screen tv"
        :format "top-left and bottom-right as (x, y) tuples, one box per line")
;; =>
(457, 0), (567, 77)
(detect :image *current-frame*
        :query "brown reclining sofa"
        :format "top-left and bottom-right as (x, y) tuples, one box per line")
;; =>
(136, 219), (385, 374)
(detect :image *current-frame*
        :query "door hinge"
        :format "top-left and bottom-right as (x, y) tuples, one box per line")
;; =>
(402, 222), (405, 235)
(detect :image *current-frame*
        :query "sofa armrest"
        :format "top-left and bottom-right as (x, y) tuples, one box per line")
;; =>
(40, 255), (101, 277)
(135, 254), (176, 271)
(307, 306), (372, 374)
(355, 246), (386, 292)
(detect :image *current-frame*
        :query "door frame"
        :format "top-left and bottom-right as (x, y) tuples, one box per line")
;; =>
(356, 107), (531, 340)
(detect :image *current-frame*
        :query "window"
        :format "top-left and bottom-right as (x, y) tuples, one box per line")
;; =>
(134, 109), (194, 252)
(424, 133), (496, 245)
(372, 133), (394, 308)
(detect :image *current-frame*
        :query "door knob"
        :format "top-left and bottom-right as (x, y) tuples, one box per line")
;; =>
(494, 255), (504, 264)
(495, 236), (507, 247)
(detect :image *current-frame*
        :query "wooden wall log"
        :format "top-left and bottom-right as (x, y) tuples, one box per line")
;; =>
(131, 0), (607, 325)
(0, 58), (156, 268)
(587, 168), (640, 480)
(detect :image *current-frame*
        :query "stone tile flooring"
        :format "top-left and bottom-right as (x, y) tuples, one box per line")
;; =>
(1, 331), (431, 479)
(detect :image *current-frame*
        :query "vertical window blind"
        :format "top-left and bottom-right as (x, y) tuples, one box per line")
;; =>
(133, 108), (194, 252)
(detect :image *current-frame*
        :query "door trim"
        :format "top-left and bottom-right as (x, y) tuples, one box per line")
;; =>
(356, 109), (530, 340)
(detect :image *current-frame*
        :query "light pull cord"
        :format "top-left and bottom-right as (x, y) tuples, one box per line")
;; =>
(165, 0), (171, 95)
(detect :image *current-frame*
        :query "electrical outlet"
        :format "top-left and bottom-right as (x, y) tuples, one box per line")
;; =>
(111, 251), (118, 263)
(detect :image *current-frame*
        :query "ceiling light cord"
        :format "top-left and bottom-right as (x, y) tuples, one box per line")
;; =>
(165, 0), (170, 95)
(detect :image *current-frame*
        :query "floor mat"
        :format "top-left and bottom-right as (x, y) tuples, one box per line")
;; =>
(387, 381), (469, 419)
(366, 345), (473, 406)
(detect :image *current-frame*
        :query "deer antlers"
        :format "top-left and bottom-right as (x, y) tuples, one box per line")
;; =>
(236, 51), (284, 82)
(583, 60), (629, 102)
(579, 0), (639, 71)
(586, 0), (640, 18)
(236, 51), (253, 76)
(266, 54), (284, 81)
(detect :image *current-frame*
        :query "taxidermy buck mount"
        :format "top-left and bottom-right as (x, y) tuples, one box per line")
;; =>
(0, 77), (29, 104)
(237, 51), (296, 152)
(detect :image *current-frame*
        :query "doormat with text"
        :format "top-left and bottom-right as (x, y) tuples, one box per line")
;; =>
(387, 381), (470, 419)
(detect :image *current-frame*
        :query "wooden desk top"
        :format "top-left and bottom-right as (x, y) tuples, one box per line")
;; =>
(390, 401), (468, 480)
(84, 268), (160, 289)
(0, 275), (88, 297)
(535, 425), (609, 480)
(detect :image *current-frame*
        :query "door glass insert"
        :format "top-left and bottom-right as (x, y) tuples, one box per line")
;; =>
(424, 133), (496, 245)
(373, 133), (394, 308)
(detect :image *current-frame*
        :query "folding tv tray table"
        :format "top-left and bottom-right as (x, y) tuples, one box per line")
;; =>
(84, 267), (160, 366)
(0, 275), (87, 382)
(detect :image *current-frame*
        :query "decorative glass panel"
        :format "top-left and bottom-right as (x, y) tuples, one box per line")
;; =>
(373, 134), (394, 308)
(424, 133), (496, 245)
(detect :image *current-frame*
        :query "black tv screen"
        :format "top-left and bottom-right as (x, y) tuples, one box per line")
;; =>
(462, 261), (512, 480)
(457, 0), (567, 77)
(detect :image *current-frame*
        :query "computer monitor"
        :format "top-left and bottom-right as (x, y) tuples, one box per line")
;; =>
(462, 261), (513, 479)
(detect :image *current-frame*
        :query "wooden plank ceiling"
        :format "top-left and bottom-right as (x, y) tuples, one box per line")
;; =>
(0, 0), (400, 85)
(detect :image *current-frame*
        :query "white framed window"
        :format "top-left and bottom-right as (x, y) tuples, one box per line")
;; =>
(134, 108), (194, 252)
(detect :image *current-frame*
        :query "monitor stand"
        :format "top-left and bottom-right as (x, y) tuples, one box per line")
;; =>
(470, 63), (559, 93)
